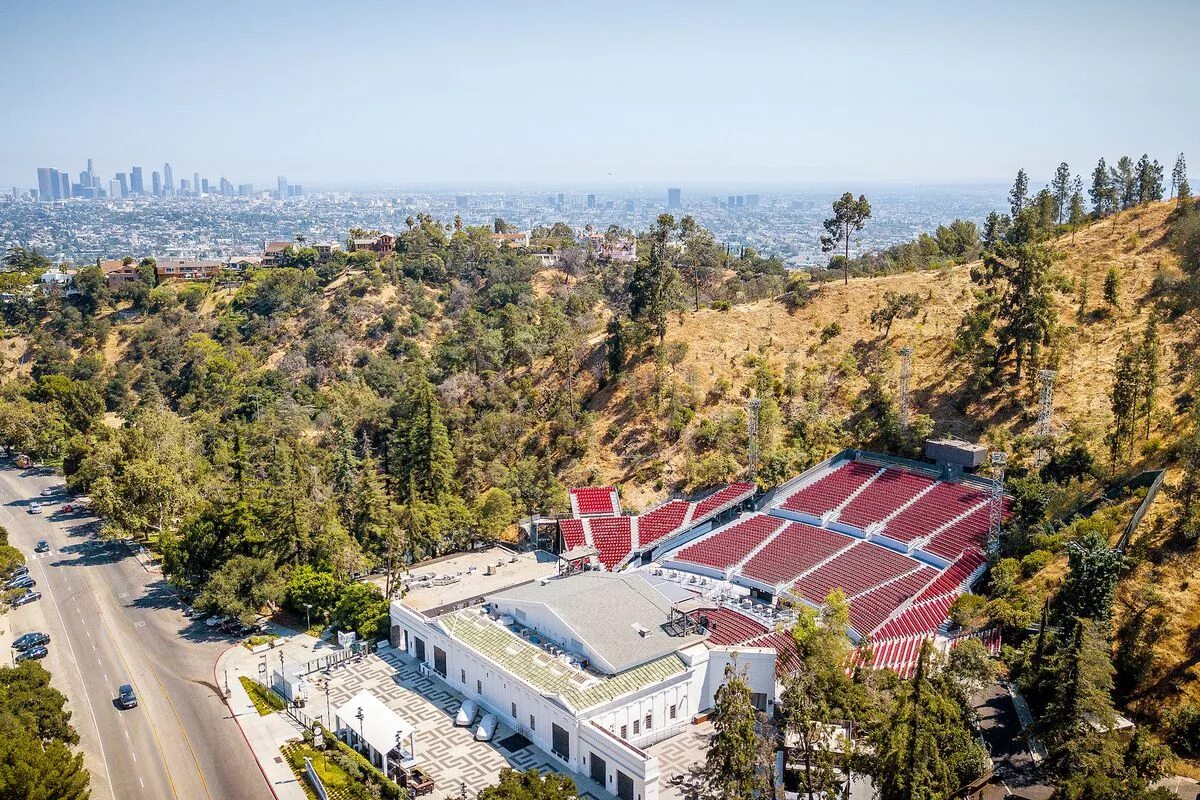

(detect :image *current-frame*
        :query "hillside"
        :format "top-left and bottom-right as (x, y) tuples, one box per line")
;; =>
(578, 201), (1187, 510)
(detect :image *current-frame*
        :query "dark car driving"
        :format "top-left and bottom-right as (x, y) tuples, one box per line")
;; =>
(118, 684), (138, 709)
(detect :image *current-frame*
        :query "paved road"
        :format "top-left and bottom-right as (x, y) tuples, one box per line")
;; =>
(0, 461), (273, 800)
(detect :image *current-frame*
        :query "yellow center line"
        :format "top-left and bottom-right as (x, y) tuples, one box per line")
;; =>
(94, 570), (214, 800)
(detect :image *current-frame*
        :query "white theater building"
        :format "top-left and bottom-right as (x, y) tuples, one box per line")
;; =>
(389, 571), (778, 800)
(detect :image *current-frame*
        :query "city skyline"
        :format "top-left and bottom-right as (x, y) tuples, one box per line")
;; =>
(2, 0), (1196, 188)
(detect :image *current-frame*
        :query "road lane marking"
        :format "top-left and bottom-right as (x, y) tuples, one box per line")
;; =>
(33, 546), (118, 800)
(131, 750), (137, 762)
(93, 602), (182, 800)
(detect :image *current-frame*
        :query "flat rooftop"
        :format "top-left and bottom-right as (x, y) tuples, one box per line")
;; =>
(393, 547), (560, 614)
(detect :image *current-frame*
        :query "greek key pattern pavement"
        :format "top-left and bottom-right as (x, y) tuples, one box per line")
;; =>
(316, 649), (608, 800)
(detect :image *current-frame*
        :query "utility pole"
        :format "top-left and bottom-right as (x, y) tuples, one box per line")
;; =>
(898, 346), (913, 432)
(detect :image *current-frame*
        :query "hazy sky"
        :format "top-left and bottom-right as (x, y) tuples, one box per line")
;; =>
(2, 0), (1196, 189)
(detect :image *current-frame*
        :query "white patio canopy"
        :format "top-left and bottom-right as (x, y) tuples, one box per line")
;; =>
(333, 688), (417, 769)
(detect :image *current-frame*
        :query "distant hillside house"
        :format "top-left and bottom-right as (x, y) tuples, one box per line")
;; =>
(348, 234), (396, 256)
(155, 258), (222, 282)
(101, 259), (141, 289)
(261, 241), (292, 266)
(490, 230), (531, 248)
(40, 267), (78, 296)
(581, 231), (637, 263)
(226, 256), (264, 271)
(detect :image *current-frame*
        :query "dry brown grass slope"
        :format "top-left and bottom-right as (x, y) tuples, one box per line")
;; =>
(578, 201), (1187, 510)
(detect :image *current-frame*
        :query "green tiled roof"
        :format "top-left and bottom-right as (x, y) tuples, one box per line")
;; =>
(440, 610), (688, 712)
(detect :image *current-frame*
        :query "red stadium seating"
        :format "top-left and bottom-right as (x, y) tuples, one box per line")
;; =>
(848, 567), (938, 636)
(570, 487), (618, 517)
(873, 591), (961, 641)
(882, 481), (988, 543)
(636, 500), (691, 548)
(698, 607), (768, 646)
(914, 551), (986, 603)
(780, 462), (879, 517)
(922, 508), (991, 561)
(838, 469), (935, 529)
(692, 482), (755, 523)
(744, 629), (803, 676)
(852, 634), (929, 678)
(589, 516), (633, 570)
(791, 541), (921, 604)
(739, 523), (853, 587)
(560, 518), (588, 551)
(675, 514), (786, 571)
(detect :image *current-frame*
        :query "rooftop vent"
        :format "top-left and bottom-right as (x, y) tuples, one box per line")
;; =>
(632, 623), (650, 638)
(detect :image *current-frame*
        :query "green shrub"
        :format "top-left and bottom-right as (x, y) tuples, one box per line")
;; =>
(1020, 550), (1054, 578)
(240, 676), (285, 715)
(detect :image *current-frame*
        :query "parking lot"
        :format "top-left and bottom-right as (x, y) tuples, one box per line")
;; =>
(313, 647), (618, 799)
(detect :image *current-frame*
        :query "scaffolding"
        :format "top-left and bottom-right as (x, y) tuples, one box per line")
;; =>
(746, 397), (763, 482)
(988, 451), (1007, 554)
(1034, 369), (1056, 467)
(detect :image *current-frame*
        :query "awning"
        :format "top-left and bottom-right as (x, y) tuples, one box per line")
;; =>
(333, 689), (416, 760)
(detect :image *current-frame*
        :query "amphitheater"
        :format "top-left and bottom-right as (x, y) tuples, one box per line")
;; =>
(388, 443), (1006, 800)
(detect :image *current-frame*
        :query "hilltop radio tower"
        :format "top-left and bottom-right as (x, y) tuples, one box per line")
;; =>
(1034, 369), (1057, 467)
(988, 451), (1007, 554)
(747, 397), (762, 482)
(898, 347), (913, 431)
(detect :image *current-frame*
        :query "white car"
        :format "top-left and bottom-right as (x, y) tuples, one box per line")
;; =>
(474, 713), (498, 741)
(40, 488), (54, 497)
(455, 699), (479, 727)
(205, 615), (227, 628)
(27, 503), (40, 515)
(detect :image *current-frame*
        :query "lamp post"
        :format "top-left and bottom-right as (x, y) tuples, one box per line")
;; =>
(355, 706), (364, 755)
(304, 603), (312, 632)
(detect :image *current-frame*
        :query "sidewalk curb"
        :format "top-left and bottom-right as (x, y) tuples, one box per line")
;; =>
(216, 643), (282, 800)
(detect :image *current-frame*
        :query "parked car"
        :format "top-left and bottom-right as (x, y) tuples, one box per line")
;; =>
(12, 632), (50, 651)
(117, 684), (138, 709)
(39, 488), (54, 497)
(15, 645), (48, 661)
(7, 564), (29, 579)
(205, 615), (227, 628)
(34, 540), (50, 553)
(60, 504), (74, 514)
(4, 575), (35, 590)
(13, 590), (41, 607)
(14, 454), (31, 469)
(27, 503), (40, 515)
(474, 713), (498, 741)
(455, 699), (479, 727)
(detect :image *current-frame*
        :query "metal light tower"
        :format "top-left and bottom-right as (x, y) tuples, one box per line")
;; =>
(898, 347), (913, 431)
(1034, 369), (1056, 467)
(747, 397), (762, 482)
(988, 451), (1007, 554)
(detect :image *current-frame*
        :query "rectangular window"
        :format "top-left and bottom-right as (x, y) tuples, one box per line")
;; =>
(645, 713), (652, 730)
(632, 719), (640, 735)
(669, 704), (677, 720)
(511, 702), (517, 718)
(530, 715), (536, 731)
(620, 725), (627, 739)
(460, 669), (466, 684)
(476, 679), (482, 695)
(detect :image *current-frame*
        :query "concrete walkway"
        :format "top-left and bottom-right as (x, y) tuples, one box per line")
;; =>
(216, 626), (337, 800)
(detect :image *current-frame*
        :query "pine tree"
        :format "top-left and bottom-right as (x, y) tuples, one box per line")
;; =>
(701, 664), (767, 800)
(1090, 158), (1113, 217)
(1043, 617), (1117, 777)
(1138, 313), (1160, 437)
(629, 227), (680, 343)
(820, 192), (873, 284)
(1103, 266), (1120, 307)
(1108, 333), (1140, 462)
(1112, 156), (1137, 209)
(1172, 153), (1189, 200)
(1068, 176), (1087, 244)
(1009, 168), (1029, 218)
(1051, 162), (1072, 224)
(390, 367), (455, 504)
